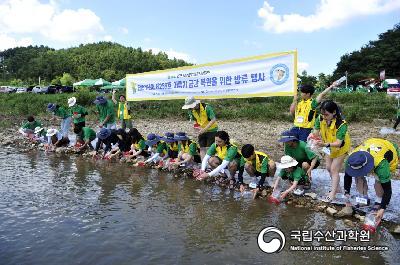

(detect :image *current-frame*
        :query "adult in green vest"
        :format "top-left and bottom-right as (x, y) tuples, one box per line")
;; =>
(112, 90), (132, 130)
(182, 96), (218, 160)
(94, 96), (116, 129)
(68, 97), (88, 133)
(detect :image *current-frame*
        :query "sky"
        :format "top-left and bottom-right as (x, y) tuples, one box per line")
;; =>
(0, 0), (399, 75)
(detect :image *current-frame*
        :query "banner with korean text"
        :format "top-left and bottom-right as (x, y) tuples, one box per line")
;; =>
(126, 50), (297, 101)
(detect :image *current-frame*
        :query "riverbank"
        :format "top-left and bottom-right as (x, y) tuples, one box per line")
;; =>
(0, 91), (398, 122)
(1, 114), (399, 178)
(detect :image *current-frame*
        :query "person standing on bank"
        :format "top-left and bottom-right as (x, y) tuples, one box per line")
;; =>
(290, 82), (338, 142)
(94, 96), (117, 129)
(112, 90), (132, 130)
(47, 103), (72, 138)
(312, 100), (351, 202)
(182, 96), (218, 160)
(68, 97), (88, 133)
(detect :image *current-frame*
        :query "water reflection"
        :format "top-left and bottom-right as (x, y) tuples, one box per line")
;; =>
(0, 148), (399, 265)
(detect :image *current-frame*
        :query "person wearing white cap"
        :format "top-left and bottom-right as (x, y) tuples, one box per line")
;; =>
(68, 97), (88, 133)
(182, 96), (218, 160)
(33, 126), (47, 143)
(272, 155), (310, 200)
(46, 128), (70, 149)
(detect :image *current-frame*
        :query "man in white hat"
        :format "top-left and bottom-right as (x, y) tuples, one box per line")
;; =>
(46, 128), (70, 150)
(182, 96), (218, 160)
(68, 97), (88, 133)
(33, 126), (47, 143)
(272, 155), (310, 199)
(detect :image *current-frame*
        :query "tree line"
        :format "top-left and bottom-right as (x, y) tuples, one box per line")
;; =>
(0, 42), (190, 86)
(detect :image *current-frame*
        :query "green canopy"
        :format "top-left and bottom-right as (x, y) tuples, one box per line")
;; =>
(100, 84), (125, 91)
(112, 78), (126, 86)
(94, 78), (111, 86)
(73, 79), (97, 87)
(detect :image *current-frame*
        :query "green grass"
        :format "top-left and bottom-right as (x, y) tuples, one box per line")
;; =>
(0, 91), (397, 123)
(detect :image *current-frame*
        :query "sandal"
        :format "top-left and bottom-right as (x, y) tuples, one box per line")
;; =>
(320, 195), (332, 203)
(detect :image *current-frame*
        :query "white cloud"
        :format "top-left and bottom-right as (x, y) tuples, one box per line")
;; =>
(103, 35), (113, 41)
(120, 27), (129, 34)
(298, 61), (309, 73)
(145, 47), (196, 63)
(0, 34), (32, 51)
(41, 8), (104, 42)
(258, 0), (400, 33)
(0, 0), (105, 43)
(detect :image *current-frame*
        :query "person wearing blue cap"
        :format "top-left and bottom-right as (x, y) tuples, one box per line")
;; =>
(144, 133), (168, 164)
(94, 128), (119, 158)
(279, 130), (320, 180)
(343, 138), (399, 223)
(47, 103), (72, 138)
(170, 132), (201, 168)
(161, 132), (179, 159)
(94, 96), (116, 129)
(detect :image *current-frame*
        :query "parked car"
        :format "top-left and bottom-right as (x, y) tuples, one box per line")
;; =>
(61, 86), (74, 93)
(0, 86), (13, 93)
(32, 86), (40, 93)
(47, 85), (61, 94)
(387, 84), (400, 96)
(16, 87), (27, 93)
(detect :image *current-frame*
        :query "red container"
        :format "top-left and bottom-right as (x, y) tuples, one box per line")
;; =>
(137, 161), (145, 167)
(268, 195), (281, 204)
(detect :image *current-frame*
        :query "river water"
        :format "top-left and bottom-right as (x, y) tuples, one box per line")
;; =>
(0, 147), (399, 265)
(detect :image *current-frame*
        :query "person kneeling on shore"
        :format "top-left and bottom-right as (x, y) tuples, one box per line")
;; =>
(170, 132), (201, 168)
(19, 116), (42, 138)
(342, 138), (399, 223)
(144, 133), (168, 165)
(198, 131), (240, 181)
(74, 126), (96, 151)
(279, 130), (320, 182)
(108, 129), (132, 159)
(33, 127), (47, 143)
(94, 128), (119, 159)
(46, 128), (70, 150)
(273, 156), (310, 200)
(237, 144), (276, 198)
(126, 128), (149, 161)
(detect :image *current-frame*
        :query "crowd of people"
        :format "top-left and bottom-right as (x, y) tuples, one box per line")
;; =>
(18, 83), (399, 225)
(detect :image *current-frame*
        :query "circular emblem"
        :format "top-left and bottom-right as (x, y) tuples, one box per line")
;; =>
(270, 64), (289, 85)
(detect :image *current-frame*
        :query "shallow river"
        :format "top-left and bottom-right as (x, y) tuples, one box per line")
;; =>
(0, 147), (399, 265)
